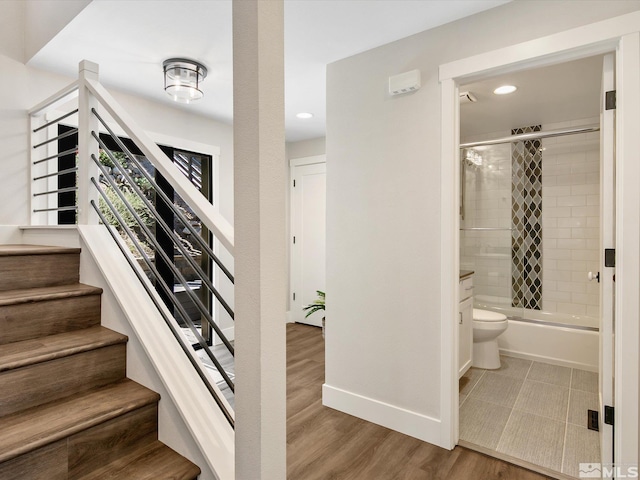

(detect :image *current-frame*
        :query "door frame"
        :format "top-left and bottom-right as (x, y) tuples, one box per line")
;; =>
(599, 52), (615, 465)
(439, 12), (640, 468)
(288, 154), (326, 324)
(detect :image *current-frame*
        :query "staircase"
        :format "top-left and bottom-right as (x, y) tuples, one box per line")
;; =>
(0, 245), (201, 480)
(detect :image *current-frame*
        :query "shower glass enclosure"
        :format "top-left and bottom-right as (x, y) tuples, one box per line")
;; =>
(460, 125), (600, 330)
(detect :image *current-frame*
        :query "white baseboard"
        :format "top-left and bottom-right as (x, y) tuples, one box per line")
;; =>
(322, 383), (442, 446)
(20, 225), (80, 248)
(500, 349), (597, 372)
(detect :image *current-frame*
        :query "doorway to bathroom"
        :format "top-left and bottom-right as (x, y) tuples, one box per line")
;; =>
(455, 53), (615, 478)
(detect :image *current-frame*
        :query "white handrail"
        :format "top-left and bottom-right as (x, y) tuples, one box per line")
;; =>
(28, 80), (79, 117)
(82, 77), (235, 254)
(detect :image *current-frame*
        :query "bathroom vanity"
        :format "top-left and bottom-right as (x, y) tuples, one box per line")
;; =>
(459, 271), (474, 378)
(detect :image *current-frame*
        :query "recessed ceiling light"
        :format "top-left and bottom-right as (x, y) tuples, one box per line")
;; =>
(296, 112), (314, 119)
(493, 85), (517, 95)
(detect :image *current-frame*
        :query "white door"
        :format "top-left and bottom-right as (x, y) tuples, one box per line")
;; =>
(599, 52), (615, 465)
(290, 159), (326, 327)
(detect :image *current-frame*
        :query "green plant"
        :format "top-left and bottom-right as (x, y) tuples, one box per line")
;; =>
(98, 149), (119, 169)
(99, 183), (153, 230)
(98, 150), (154, 199)
(303, 290), (325, 318)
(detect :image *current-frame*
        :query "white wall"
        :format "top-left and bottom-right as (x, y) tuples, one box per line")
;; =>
(24, 0), (91, 62)
(286, 136), (325, 160)
(0, 54), (29, 225)
(542, 118), (600, 321)
(0, 1), (25, 63)
(0, 55), (74, 225)
(0, 3), (28, 224)
(324, 0), (640, 446)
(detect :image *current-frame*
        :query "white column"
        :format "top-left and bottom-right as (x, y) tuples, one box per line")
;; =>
(77, 60), (100, 225)
(232, 1), (286, 479)
(440, 77), (459, 449)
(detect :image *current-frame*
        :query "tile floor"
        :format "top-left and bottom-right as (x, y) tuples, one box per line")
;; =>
(459, 355), (600, 478)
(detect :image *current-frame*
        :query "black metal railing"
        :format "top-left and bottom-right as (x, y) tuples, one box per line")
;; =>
(91, 200), (235, 427)
(31, 109), (80, 217)
(29, 85), (236, 427)
(88, 109), (235, 425)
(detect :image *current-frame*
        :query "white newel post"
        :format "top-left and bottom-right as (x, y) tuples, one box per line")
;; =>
(233, 0), (287, 478)
(77, 60), (100, 225)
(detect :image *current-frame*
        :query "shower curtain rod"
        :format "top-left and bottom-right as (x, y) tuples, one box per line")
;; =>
(460, 124), (600, 149)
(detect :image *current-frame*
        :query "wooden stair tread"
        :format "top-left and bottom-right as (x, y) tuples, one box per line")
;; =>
(0, 244), (203, 478)
(76, 441), (201, 480)
(0, 326), (127, 372)
(0, 245), (81, 256)
(0, 283), (102, 307)
(0, 379), (160, 464)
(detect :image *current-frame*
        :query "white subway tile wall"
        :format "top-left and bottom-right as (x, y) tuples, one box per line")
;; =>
(541, 119), (600, 317)
(460, 132), (512, 303)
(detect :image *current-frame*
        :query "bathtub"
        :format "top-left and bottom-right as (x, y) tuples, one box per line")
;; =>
(475, 295), (599, 372)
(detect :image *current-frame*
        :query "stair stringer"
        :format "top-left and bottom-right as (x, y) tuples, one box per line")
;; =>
(76, 225), (235, 480)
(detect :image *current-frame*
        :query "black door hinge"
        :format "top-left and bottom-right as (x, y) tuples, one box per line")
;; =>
(588, 409), (599, 431)
(606, 90), (616, 110)
(605, 248), (615, 267)
(293, 236), (296, 244)
(604, 405), (615, 425)
(293, 179), (296, 187)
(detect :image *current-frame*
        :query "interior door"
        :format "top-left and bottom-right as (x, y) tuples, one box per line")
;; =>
(599, 52), (615, 465)
(290, 160), (326, 327)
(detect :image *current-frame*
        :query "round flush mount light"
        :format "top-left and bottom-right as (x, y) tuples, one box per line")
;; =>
(493, 85), (517, 95)
(163, 58), (208, 104)
(296, 112), (314, 119)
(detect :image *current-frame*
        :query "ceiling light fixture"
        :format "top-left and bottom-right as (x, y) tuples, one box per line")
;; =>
(493, 85), (517, 95)
(163, 58), (208, 104)
(296, 112), (314, 119)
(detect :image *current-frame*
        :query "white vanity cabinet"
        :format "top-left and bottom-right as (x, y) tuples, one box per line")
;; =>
(459, 274), (474, 378)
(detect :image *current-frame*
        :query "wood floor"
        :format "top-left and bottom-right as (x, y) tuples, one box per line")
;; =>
(286, 323), (552, 480)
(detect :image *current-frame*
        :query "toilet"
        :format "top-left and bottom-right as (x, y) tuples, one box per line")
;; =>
(472, 309), (508, 369)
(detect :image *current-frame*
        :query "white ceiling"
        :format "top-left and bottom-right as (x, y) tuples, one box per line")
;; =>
(460, 55), (604, 139)
(28, 0), (511, 142)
